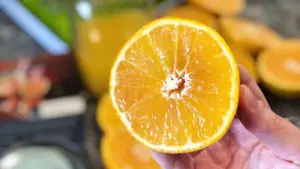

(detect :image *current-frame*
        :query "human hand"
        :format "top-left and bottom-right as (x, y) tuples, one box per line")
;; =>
(152, 65), (300, 169)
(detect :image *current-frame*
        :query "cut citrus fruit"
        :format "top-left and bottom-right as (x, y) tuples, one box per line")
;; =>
(165, 5), (217, 29)
(110, 18), (239, 153)
(219, 17), (281, 53)
(257, 46), (300, 96)
(96, 93), (123, 133)
(101, 130), (161, 169)
(228, 44), (257, 81)
(279, 39), (300, 49)
(188, 0), (245, 16)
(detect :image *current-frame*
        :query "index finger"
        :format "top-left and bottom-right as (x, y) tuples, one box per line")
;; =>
(238, 65), (270, 109)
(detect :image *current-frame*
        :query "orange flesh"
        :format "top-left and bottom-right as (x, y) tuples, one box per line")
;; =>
(97, 94), (124, 132)
(111, 19), (239, 152)
(101, 130), (161, 169)
(259, 48), (300, 85)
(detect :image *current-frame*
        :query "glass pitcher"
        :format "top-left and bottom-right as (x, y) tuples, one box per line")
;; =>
(74, 0), (157, 96)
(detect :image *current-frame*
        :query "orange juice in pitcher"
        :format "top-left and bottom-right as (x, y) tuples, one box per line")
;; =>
(75, 1), (152, 96)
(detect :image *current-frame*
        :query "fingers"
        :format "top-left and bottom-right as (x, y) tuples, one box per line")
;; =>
(239, 65), (270, 109)
(238, 85), (300, 164)
(151, 151), (193, 169)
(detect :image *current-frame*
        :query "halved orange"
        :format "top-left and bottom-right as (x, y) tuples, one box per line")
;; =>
(101, 130), (161, 169)
(229, 44), (257, 81)
(96, 93), (124, 133)
(110, 18), (239, 153)
(188, 0), (245, 16)
(219, 17), (281, 53)
(165, 5), (217, 29)
(257, 46), (300, 96)
(279, 39), (300, 49)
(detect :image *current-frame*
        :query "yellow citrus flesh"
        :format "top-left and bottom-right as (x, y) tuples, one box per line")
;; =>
(257, 46), (300, 94)
(165, 5), (217, 29)
(219, 17), (281, 53)
(110, 18), (239, 153)
(229, 44), (257, 81)
(96, 94), (124, 133)
(188, 0), (245, 16)
(101, 130), (161, 169)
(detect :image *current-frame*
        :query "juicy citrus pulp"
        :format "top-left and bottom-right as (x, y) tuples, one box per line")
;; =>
(219, 17), (281, 53)
(110, 18), (239, 153)
(96, 94), (124, 133)
(101, 130), (161, 169)
(257, 46), (300, 95)
(188, 0), (245, 16)
(165, 5), (217, 29)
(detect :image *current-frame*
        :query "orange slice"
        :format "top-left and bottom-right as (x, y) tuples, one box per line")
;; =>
(279, 39), (300, 49)
(110, 18), (239, 153)
(257, 46), (300, 96)
(229, 44), (257, 81)
(96, 93), (123, 133)
(219, 17), (281, 53)
(101, 130), (161, 169)
(188, 0), (245, 16)
(165, 5), (217, 29)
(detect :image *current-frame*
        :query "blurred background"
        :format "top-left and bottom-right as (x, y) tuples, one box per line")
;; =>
(0, 0), (300, 169)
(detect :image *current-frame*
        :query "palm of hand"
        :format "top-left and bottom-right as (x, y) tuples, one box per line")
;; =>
(152, 67), (300, 169)
(191, 119), (298, 169)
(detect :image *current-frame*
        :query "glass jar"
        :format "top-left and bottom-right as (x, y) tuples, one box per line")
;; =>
(74, 0), (156, 96)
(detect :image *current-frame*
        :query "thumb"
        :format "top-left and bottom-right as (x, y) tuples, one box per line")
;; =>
(151, 151), (193, 169)
(238, 85), (300, 165)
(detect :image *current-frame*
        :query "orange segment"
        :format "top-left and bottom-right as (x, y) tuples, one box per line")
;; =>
(110, 18), (239, 153)
(219, 17), (281, 53)
(188, 0), (245, 16)
(279, 39), (300, 49)
(101, 130), (161, 169)
(228, 44), (257, 81)
(96, 94), (124, 132)
(165, 5), (217, 29)
(257, 46), (300, 95)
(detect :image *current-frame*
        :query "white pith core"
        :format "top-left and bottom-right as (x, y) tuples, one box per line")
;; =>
(161, 71), (191, 100)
